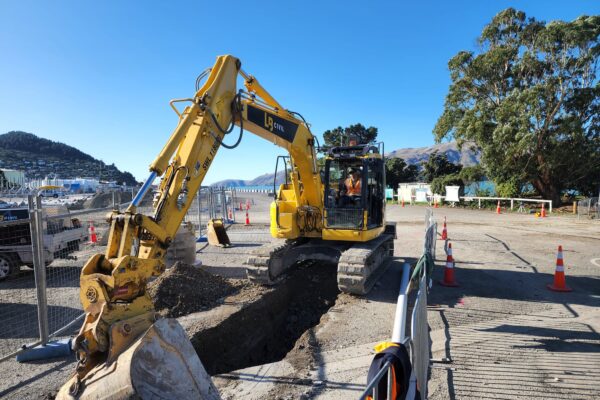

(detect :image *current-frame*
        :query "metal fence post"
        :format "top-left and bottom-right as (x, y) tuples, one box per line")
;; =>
(28, 195), (49, 345)
(221, 189), (226, 221)
(197, 188), (202, 237)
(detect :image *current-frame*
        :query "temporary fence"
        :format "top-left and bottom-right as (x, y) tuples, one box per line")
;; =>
(360, 209), (436, 400)
(577, 197), (599, 219)
(0, 195), (130, 362)
(183, 187), (240, 238)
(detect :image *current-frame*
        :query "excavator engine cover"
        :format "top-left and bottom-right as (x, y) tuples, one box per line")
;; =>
(207, 218), (231, 247)
(57, 319), (220, 400)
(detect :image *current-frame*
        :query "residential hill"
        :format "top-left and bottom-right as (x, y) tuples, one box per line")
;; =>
(211, 141), (480, 187)
(0, 131), (138, 185)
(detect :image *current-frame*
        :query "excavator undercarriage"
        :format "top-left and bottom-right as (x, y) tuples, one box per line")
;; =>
(246, 222), (396, 295)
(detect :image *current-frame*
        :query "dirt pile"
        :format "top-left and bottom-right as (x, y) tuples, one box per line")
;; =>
(83, 191), (134, 209)
(148, 262), (237, 317)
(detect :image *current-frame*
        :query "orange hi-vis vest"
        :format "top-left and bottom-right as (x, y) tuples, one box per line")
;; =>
(345, 177), (361, 196)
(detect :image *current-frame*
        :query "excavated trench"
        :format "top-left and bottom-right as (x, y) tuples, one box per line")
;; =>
(190, 263), (339, 375)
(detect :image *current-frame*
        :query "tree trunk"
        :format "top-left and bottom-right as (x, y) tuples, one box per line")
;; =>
(532, 178), (561, 207)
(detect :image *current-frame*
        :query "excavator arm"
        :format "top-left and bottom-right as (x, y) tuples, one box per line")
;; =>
(59, 55), (323, 399)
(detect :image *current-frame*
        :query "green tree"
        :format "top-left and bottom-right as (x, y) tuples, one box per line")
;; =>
(323, 123), (378, 147)
(458, 165), (485, 184)
(421, 151), (462, 183)
(385, 158), (419, 189)
(434, 9), (600, 204)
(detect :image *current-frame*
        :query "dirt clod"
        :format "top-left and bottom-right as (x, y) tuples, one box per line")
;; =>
(148, 262), (237, 317)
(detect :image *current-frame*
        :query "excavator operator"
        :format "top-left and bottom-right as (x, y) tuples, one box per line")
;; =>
(345, 168), (362, 197)
(337, 167), (362, 206)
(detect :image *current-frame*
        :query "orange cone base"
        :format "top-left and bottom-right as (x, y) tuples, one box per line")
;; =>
(546, 283), (572, 292)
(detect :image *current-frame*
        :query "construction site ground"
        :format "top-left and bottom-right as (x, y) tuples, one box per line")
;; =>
(1, 192), (599, 399)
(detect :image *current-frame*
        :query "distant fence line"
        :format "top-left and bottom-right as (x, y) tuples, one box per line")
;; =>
(577, 197), (599, 219)
(235, 188), (271, 194)
(395, 193), (553, 213)
(460, 196), (553, 213)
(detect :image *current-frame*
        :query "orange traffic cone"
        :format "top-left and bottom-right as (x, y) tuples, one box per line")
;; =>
(441, 218), (448, 240)
(245, 205), (250, 226)
(496, 201), (501, 214)
(440, 243), (458, 287)
(547, 246), (572, 292)
(89, 221), (97, 244)
(434, 198), (439, 208)
(541, 203), (546, 218)
(401, 198), (405, 208)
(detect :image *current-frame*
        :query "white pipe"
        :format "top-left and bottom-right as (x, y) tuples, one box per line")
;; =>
(391, 262), (412, 343)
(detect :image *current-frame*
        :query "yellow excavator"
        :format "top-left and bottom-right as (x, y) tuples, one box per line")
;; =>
(57, 55), (395, 399)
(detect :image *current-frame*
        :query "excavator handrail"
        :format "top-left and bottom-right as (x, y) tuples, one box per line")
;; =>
(168, 98), (195, 118)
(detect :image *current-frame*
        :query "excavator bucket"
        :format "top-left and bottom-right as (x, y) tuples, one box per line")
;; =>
(56, 319), (220, 400)
(207, 219), (231, 247)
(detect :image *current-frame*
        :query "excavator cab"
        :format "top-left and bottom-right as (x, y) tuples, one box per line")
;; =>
(323, 143), (385, 231)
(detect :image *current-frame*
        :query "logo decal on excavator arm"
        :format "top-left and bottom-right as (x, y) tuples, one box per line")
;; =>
(247, 104), (298, 143)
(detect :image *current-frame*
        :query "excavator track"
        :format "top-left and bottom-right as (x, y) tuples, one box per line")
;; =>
(245, 240), (297, 285)
(337, 233), (395, 295)
(246, 224), (396, 295)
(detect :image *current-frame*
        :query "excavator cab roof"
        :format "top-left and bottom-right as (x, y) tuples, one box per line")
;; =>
(326, 142), (383, 160)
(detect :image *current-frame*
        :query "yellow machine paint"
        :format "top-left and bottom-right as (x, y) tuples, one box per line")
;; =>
(58, 55), (394, 399)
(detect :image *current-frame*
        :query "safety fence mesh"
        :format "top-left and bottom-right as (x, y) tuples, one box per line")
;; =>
(577, 197), (599, 219)
(0, 196), (130, 361)
(0, 204), (41, 360)
(361, 209), (436, 400)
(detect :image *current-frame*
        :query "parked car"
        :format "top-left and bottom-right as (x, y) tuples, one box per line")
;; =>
(0, 206), (87, 279)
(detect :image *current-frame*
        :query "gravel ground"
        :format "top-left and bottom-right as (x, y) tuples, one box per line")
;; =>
(215, 202), (600, 400)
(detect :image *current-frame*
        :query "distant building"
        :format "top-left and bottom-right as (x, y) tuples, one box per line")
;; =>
(398, 182), (433, 203)
(33, 177), (100, 193)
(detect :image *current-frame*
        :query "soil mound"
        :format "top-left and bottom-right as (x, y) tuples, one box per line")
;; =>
(83, 191), (133, 209)
(148, 262), (236, 317)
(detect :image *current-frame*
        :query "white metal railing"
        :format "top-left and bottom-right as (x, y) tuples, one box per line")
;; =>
(460, 196), (552, 213)
(360, 211), (436, 399)
(393, 193), (553, 213)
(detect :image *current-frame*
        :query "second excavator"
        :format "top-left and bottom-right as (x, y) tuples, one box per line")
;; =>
(57, 55), (395, 399)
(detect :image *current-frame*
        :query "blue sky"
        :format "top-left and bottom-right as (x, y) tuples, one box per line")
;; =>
(1, 1), (598, 184)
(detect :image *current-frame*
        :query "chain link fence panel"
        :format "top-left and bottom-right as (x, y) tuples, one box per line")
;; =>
(577, 197), (599, 219)
(0, 206), (41, 360)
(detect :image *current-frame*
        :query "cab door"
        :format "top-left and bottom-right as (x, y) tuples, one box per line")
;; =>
(365, 158), (384, 228)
